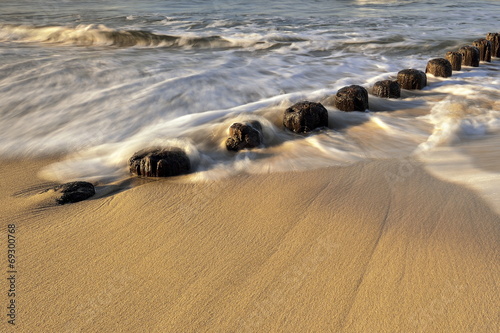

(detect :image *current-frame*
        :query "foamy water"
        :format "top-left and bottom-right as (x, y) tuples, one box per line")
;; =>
(1, 0), (500, 210)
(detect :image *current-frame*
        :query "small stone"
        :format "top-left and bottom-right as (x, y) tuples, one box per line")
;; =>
(372, 80), (400, 98)
(334, 85), (369, 112)
(52, 181), (95, 205)
(445, 51), (462, 71)
(425, 58), (452, 78)
(129, 147), (191, 177)
(225, 121), (263, 151)
(472, 38), (492, 62)
(283, 101), (329, 133)
(397, 69), (427, 90)
(458, 46), (480, 67)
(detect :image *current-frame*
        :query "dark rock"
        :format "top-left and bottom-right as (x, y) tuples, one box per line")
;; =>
(472, 38), (492, 62)
(129, 147), (191, 177)
(372, 80), (400, 98)
(445, 51), (462, 71)
(425, 58), (452, 78)
(53, 181), (95, 205)
(397, 69), (427, 90)
(225, 121), (263, 151)
(335, 85), (369, 111)
(486, 32), (500, 58)
(283, 101), (329, 133)
(458, 46), (480, 67)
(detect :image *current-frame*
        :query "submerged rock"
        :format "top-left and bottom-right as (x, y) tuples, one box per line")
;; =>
(129, 147), (191, 177)
(425, 58), (452, 78)
(52, 181), (95, 205)
(335, 85), (369, 111)
(458, 46), (480, 67)
(472, 38), (492, 62)
(283, 101), (329, 133)
(486, 32), (500, 57)
(397, 69), (427, 90)
(372, 80), (400, 99)
(226, 121), (263, 152)
(445, 51), (462, 71)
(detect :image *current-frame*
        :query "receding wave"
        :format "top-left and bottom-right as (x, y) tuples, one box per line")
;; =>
(0, 24), (242, 48)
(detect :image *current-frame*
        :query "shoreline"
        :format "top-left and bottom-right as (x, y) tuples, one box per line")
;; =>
(2, 2), (500, 332)
(1, 156), (499, 332)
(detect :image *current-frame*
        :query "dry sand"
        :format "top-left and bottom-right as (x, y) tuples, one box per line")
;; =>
(1, 157), (499, 332)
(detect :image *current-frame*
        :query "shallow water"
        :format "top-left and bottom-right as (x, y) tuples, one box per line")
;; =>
(1, 0), (500, 210)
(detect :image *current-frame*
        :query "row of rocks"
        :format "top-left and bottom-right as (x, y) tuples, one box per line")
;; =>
(445, 33), (500, 71)
(128, 32), (499, 178)
(222, 33), (499, 153)
(47, 33), (500, 204)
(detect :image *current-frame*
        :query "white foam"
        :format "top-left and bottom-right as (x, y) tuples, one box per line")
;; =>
(0, 3), (499, 217)
(419, 148), (500, 216)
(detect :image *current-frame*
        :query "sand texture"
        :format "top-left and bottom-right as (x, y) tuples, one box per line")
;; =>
(1, 158), (499, 332)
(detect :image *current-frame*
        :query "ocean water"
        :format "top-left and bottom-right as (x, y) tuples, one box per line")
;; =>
(1, 0), (500, 208)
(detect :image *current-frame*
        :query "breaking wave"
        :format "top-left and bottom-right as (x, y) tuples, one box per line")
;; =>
(0, 24), (242, 48)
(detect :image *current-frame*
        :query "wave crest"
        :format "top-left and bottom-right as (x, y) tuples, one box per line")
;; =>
(0, 24), (237, 48)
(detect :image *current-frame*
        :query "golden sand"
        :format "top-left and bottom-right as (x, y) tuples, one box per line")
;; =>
(1, 158), (499, 332)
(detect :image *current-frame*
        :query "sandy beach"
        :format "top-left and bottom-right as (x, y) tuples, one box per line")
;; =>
(1, 157), (498, 332)
(2, 0), (500, 332)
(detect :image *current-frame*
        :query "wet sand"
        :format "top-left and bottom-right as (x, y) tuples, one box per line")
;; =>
(0, 157), (499, 332)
